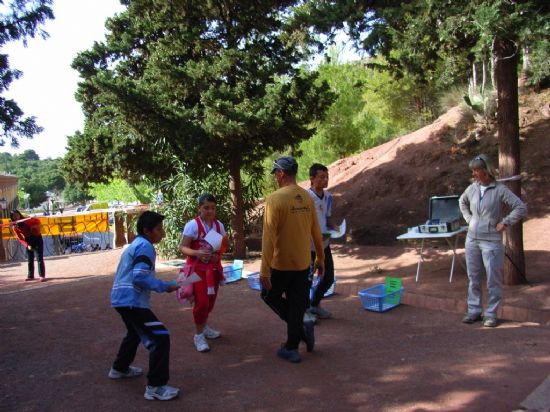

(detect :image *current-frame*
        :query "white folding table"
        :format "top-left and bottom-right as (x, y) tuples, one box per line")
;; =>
(396, 227), (467, 282)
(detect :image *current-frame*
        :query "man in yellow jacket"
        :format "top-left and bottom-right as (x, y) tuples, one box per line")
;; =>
(260, 155), (325, 363)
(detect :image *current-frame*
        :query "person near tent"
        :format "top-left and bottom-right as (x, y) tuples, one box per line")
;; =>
(10, 210), (46, 282)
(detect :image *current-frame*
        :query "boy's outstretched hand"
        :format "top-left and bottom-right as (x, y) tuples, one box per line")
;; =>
(166, 283), (180, 293)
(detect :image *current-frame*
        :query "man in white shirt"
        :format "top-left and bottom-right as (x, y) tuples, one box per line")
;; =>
(306, 163), (335, 319)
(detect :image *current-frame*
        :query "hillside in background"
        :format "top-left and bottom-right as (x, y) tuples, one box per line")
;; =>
(322, 88), (550, 245)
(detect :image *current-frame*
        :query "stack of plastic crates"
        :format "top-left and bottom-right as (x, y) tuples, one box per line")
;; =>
(358, 277), (404, 312)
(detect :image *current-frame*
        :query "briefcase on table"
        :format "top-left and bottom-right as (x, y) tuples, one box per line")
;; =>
(418, 195), (462, 234)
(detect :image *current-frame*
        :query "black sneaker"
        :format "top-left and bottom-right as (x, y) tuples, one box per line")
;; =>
(302, 321), (315, 352)
(277, 346), (301, 363)
(462, 313), (482, 324)
(108, 365), (143, 379)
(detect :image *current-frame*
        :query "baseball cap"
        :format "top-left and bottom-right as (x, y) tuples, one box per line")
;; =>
(271, 156), (298, 175)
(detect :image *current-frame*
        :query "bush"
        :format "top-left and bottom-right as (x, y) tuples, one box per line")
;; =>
(526, 40), (550, 88)
(152, 167), (262, 259)
(90, 202), (109, 210)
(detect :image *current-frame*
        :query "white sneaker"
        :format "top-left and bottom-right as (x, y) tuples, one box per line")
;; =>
(194, 333), (210, 352)
(108, 365), (143, 379)
(203, 325), (221, 339)
(144, 384), (180, 401)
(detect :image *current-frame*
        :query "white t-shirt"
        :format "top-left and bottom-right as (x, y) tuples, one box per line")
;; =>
(182, 218), (226, 240)
(307, 187), (332, 249)
(480, 184), (489, 200)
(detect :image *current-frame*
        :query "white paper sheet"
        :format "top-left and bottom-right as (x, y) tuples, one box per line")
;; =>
(203, 230), (223, 251)
(179, 272), (201, 286)
(328, 219), (346, 239)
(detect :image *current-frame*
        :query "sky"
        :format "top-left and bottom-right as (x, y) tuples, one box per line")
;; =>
(2, 1), (360, 161)
(2, 0), (125, 160)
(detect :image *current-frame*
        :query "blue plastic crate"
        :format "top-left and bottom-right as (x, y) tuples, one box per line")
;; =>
(223, 260), (244, 283)
(358, 284), (404, 312)
(247, 272), (261, 291)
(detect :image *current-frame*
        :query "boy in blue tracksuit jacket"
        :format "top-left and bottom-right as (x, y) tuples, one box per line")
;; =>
(109, 211), (181, 401)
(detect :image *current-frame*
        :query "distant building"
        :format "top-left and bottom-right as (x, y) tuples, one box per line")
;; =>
(0, 174), (19, 219)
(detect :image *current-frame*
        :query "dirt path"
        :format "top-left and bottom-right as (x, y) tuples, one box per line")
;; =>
(1, 250), (550, 411)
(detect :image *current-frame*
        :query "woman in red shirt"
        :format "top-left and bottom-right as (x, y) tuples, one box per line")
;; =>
(10, 210), (46, 282)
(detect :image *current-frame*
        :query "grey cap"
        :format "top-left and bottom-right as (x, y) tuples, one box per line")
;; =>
(271, 155), (298, 175)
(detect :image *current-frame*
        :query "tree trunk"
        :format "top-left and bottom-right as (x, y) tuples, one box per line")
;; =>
(490, 53), (497, 92)
(482, 60), (487, 94)
(494, 36), (526, 285)
(471, 61), (477, 94)
(229, 156), (246, 259)
(114, 212), (127, 247)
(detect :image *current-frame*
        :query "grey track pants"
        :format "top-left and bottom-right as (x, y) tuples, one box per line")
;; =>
(465, 237), (504, 319)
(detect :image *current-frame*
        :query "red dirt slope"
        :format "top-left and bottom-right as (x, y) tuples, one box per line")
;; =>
(325, 89), (550, 245)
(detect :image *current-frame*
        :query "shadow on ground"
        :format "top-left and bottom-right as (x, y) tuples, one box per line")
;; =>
(1, 272), (549, 411)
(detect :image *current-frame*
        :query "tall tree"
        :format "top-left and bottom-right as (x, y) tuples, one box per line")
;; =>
(0, 0), (54, 147)
(301, 0), (550, 284)
(64, 1), (333, 257)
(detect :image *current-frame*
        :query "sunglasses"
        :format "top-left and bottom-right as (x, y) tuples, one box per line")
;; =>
(473, 156), (486, 168)
(271, 160), (285, 173)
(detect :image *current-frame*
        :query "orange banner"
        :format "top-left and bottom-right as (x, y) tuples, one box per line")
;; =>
(1, 212), (109, 239)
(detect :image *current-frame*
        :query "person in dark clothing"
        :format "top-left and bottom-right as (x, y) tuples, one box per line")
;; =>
(10, 210), (46, 282)
(260, 156), (325, 363)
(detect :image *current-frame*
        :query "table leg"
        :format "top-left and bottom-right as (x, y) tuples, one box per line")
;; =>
(446, 235), (460, 283)
(415, 238), (425, 282)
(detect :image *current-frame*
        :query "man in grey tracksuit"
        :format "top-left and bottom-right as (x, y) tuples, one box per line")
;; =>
(459, 154), (527, 327)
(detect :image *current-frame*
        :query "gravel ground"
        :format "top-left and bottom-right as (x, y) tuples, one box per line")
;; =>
(1, 249), (550, 411)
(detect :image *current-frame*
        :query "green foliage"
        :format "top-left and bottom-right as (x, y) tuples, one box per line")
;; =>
(312, 57), (370, 157)
(295, 135), (340, 182)
(62, 182), (92, 205)
(0, 0), (53, 147)
(88, 178), (152, 204)
(65, 1), (333, 185)
(525, 40), (550, 87)
(463, 94), (485, 114)
(152, 171), (228, 259)
(151, 161), (262, 259)
(302, 0), (549, 115)
(361, 57), (433, 135)
(89, 202), (109, 210)
(293, 55), (434, 181)
(22, 181), (47, 207)
(65, 1), (335, 257)
(0, 150), (65, 207)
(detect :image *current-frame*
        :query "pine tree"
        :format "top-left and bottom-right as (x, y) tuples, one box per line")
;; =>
(64, 1), (334, 257)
